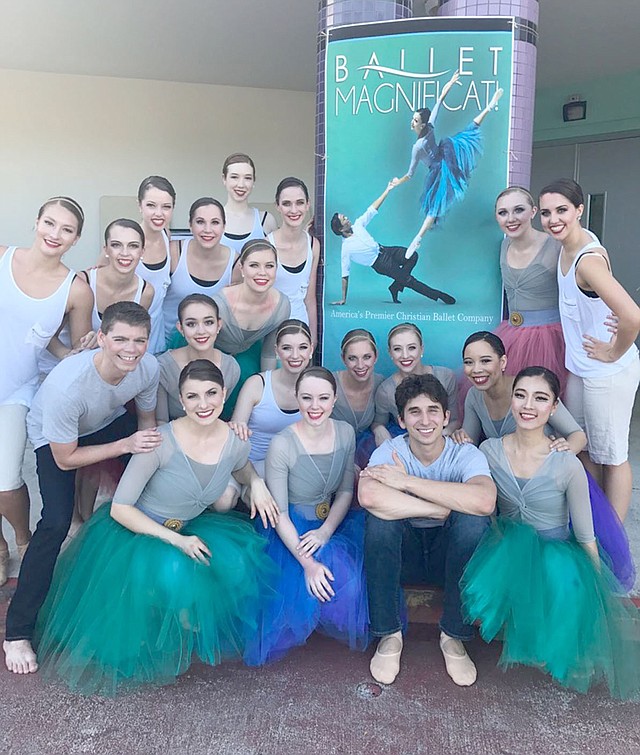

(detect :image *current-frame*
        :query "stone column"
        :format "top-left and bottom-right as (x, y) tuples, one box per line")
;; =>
(437, 0), (539, 188)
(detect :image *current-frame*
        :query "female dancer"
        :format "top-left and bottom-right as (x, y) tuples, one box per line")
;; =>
(392, 71), (504, 256)
(373, 323), (460, 445)
(221, 153), (277, 254)
(493, 187), (568, 395)
(213, 239), (291, 373)
(539, 178), (640, 521)
(229, 319), (313, 476)
(136, 176), (179, 353)
(331, 329), (384, 470)
(0, 197), (92, 585)
(34, 360), (279, 695)
(84, 219), (154, 332)
(156, 294), (240, 422)
(268, 177), (320, 344)
(453, 331), (634, 589)
(163, 198), (236, 344)
(461, 367), (640, 699)
(245, 367), (368, 665)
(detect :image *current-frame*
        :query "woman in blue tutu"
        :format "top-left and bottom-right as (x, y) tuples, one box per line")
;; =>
(245, 366), (368, 665)
(391, 71), (503, 257)
(452, 331), (635, 590)
(34, 359), (279, 695)
(330, 329), (384, 471)
(461, 366), (640, 698)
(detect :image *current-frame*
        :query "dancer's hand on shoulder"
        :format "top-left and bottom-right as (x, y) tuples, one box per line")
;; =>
(451, 429), (473, 445)
(124, 428), (162, 454)
(228, 421), (251, 441)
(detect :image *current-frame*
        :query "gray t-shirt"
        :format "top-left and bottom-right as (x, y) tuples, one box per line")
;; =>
(368, 434), (491, 528)
(27, 349), (159, 450)
(114, 422), (249, 521)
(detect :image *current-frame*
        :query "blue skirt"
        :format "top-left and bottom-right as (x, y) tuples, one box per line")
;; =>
(245, 507), (369, 665)
(35, 504), (277, 695)
(420, 123), (482, 220)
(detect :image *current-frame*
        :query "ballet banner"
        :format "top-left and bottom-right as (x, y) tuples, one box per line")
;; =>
(322, 17), (513, 373)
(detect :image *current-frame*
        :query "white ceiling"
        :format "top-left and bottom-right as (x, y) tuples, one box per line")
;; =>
(1, 0), (638, 92)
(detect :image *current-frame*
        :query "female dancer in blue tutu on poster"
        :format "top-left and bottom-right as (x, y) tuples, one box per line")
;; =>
(245, 366), (368, 665)
(461, 366), (640, 699)
(34, 360), (279, 695)
(392, 71), (503, 257)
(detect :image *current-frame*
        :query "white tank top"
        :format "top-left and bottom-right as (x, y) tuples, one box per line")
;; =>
(0, 247), (75, 406)
(136, 230), (171, 354)
(162, 238), (235, 340)
(222, 207), (266, 255)
(88, 268), (145, 333)
(557, 230), (638, 377)
(269, 231), (313, 324)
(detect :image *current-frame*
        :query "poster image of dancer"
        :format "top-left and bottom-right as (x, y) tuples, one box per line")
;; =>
(330, 180), (456, 306)
(323, 17), (513, 375)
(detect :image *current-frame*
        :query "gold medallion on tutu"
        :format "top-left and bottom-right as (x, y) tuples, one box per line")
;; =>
(509, 311), (524, 327)
(162, 518), (185, 532)
(315, 502), (330, 520)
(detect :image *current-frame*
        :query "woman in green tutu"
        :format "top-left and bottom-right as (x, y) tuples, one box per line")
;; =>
(461, 366), (640, 699)
(34, 359), (279, 696)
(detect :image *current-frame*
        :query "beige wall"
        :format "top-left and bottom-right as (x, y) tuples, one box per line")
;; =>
(0, 68), (315, 269)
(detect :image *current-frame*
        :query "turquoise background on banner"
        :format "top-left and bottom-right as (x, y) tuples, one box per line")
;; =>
(323, 23), (513, 375)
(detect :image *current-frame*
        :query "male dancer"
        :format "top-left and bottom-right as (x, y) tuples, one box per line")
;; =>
(4, 301), (161, 674)
(359, 374), (495, 687)
(330, 182), (455, 305)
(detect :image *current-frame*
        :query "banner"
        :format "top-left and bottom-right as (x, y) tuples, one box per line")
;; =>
(322, 17), (513, 374)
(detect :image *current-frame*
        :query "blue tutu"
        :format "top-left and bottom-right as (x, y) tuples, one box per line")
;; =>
(245, 507), (369, 665)
(581, 471), (635, 591)
(420, 122), (482, 219)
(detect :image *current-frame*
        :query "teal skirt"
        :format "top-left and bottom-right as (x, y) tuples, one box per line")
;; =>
(461, 518), (640, 699)
(35, 504), (276, 696)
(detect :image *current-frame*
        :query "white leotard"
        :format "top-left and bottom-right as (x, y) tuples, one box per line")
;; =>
(87, 268), (145, 333)
(162, 238), (235, 341)
(269, 231), (313, 324)
(136, 231), (171, 354)
(222, 208), (266, 256)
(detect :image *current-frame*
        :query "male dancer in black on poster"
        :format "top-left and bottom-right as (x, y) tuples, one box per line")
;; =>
(330, 181), (455, 306)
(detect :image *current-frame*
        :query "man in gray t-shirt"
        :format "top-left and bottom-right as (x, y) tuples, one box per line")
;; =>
(4, 302), (161, 676)
(359, 374), (496, 689)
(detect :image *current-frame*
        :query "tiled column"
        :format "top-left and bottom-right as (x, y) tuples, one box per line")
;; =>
(315, 1), (413, 351)
(437, 0), (539, 188)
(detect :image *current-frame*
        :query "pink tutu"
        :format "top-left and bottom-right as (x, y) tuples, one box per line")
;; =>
(494, 321), (568, 399)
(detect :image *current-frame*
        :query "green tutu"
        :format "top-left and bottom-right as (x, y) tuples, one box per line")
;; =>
(461, 518), (640, 699)
(35, 504), (276, 696)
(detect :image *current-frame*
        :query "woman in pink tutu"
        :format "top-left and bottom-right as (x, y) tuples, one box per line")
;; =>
(493, 187), (568, 397)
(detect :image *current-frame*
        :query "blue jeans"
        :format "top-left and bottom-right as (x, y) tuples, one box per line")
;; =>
(365, 511), (490, 641)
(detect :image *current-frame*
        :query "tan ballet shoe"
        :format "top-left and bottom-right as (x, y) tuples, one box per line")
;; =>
(439, 632), (477, 687)
(16, 540), (31, 561)
(370, 631), (403, 685)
